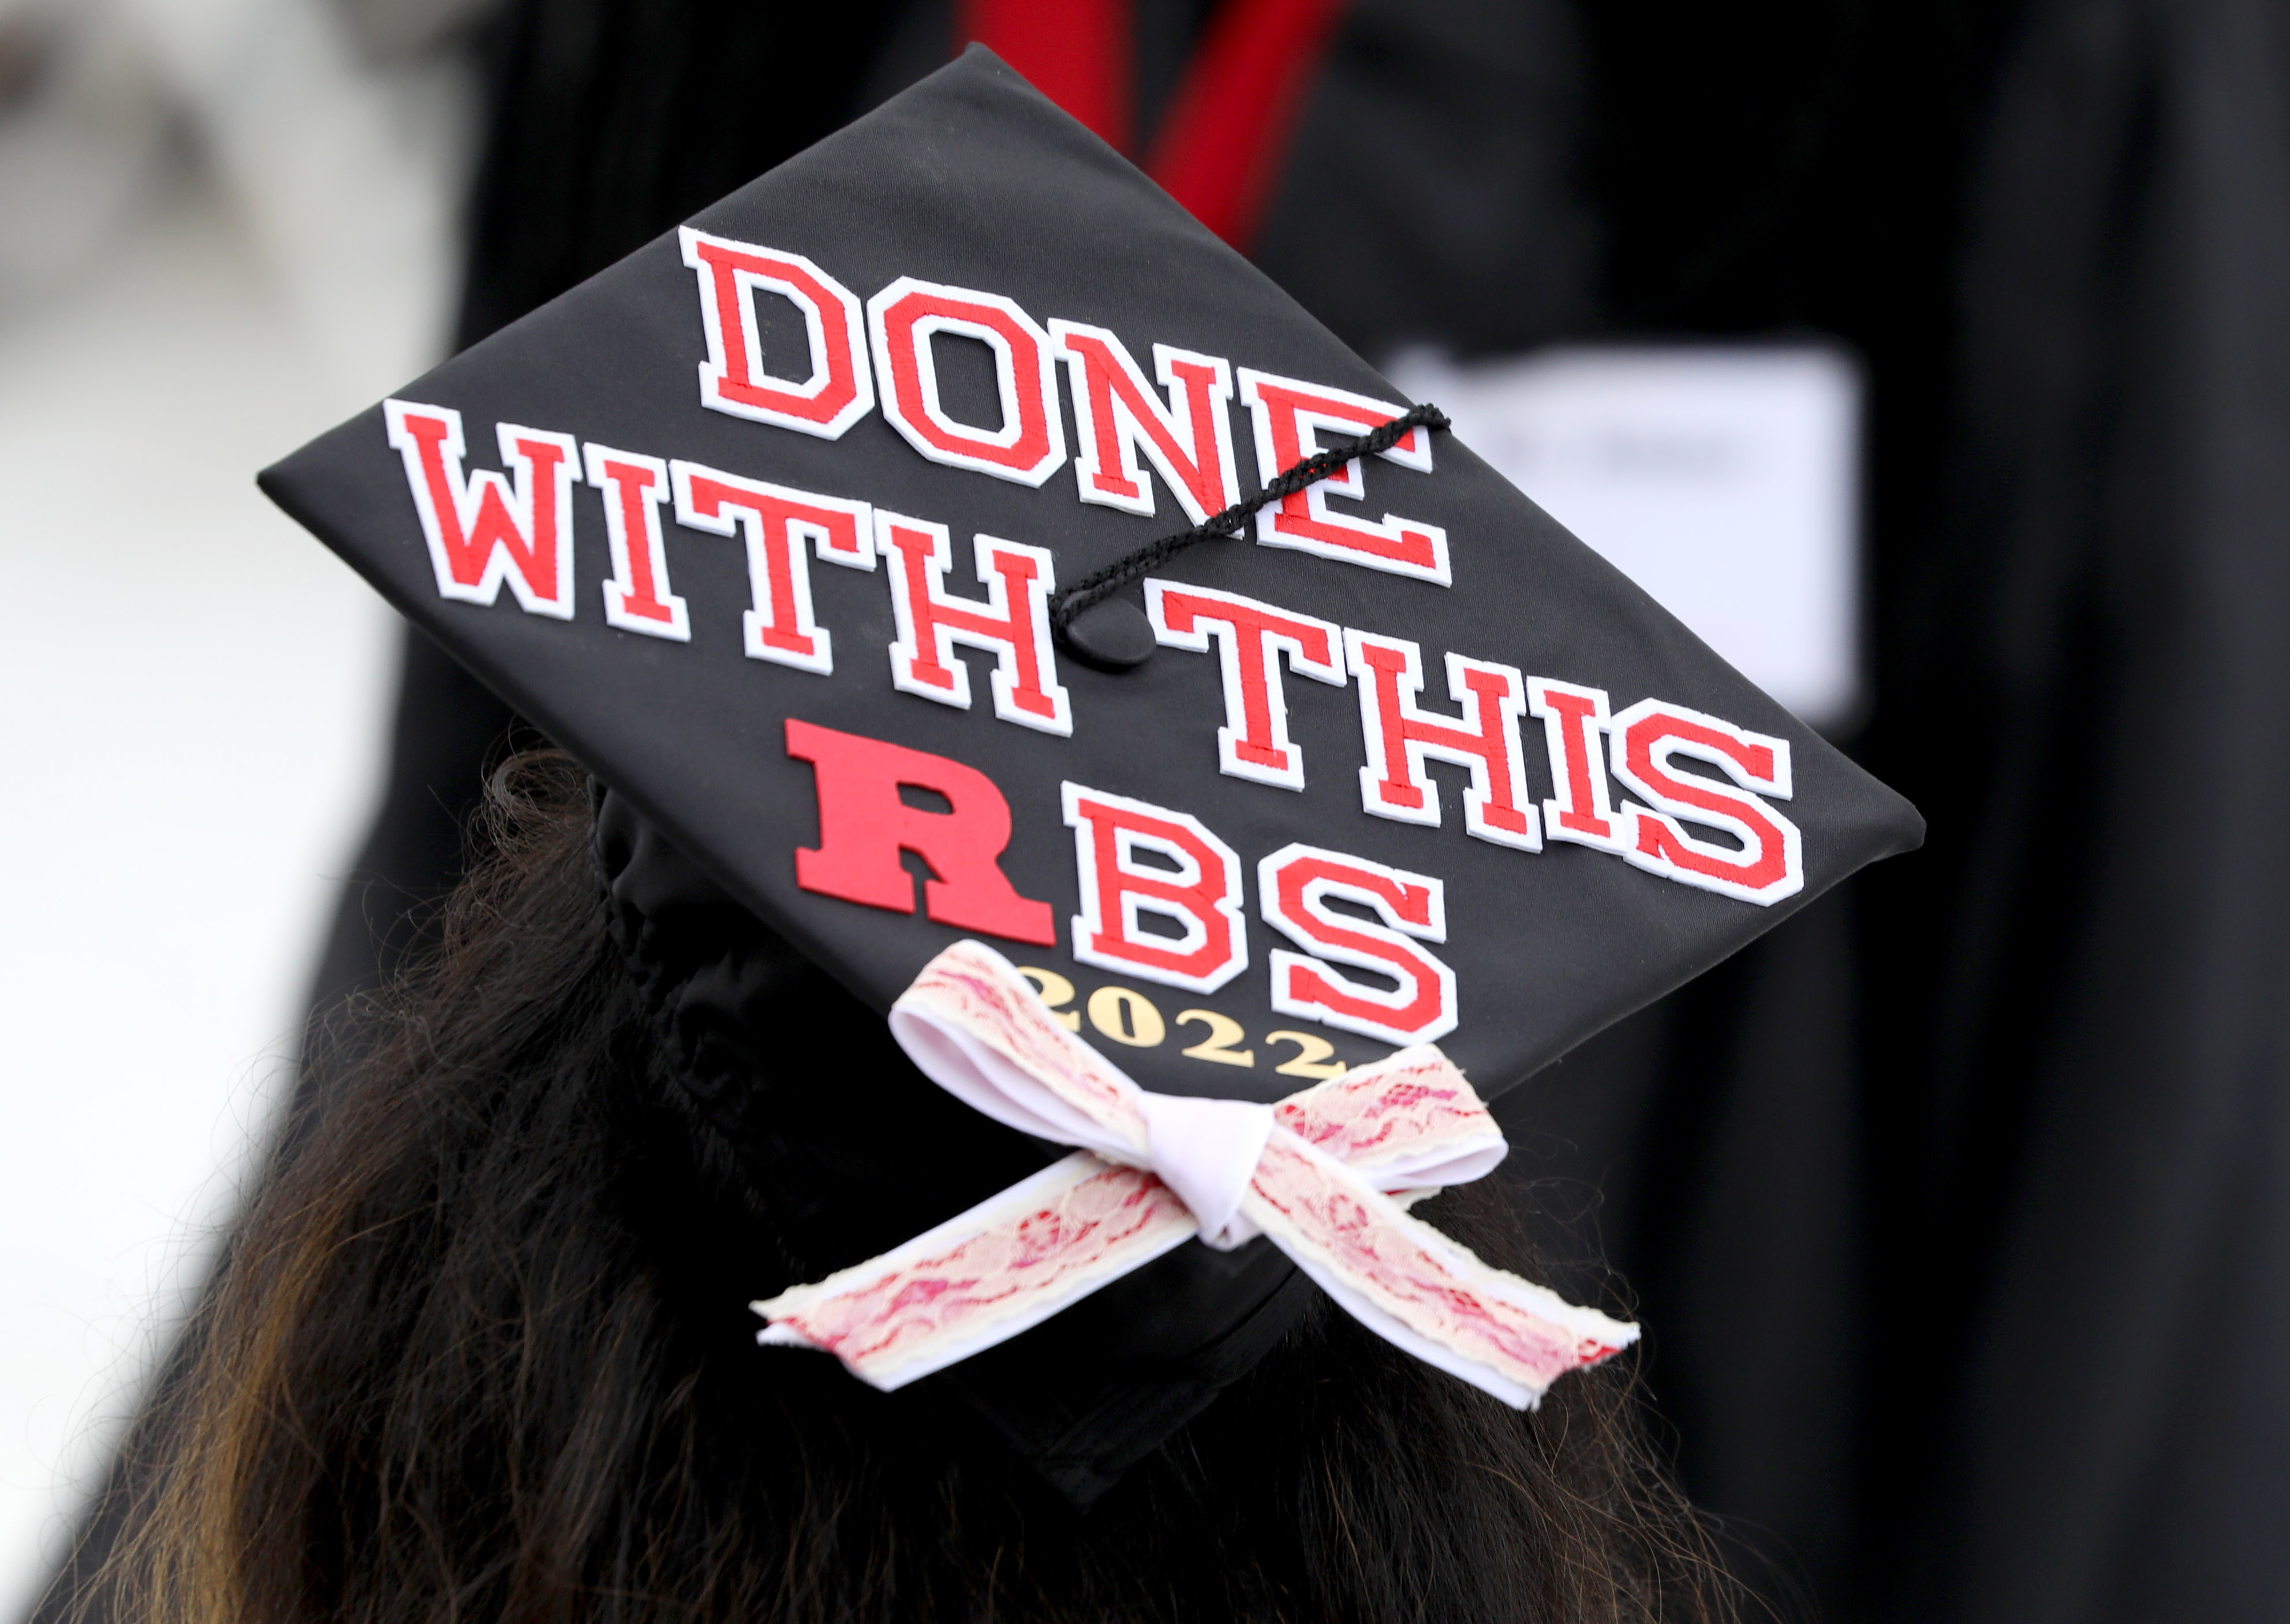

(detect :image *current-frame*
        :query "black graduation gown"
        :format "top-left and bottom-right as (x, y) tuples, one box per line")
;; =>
(1868, 2), (2290, 1616)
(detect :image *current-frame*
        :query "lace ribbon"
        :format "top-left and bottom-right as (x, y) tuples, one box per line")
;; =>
(754, 941), (1637, 1406)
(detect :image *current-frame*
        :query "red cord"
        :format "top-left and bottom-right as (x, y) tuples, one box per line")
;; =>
(956, 0), (1135, 154)
(957, 0), (1351, 253)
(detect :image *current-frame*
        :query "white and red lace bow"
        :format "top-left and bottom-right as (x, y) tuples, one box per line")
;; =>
(754, 940), (1636, 1406)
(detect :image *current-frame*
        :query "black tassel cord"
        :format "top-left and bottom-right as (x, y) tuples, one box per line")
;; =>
(1048, 402), (1450, 651)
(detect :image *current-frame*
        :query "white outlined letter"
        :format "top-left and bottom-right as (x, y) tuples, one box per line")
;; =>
(1145, 580), (1344, 791)
(1609, 699), (1803, 905)
(670, 463), (873, 674)
(384, 400), (577, 619)
(1258, 843), (1457, 1046)
(1347, 630), (1541, 850)
(869, 277), (1066, 486)
(1236, 368), (1448, 584)
(1050, 321), (1240, 522)
(1527, 677), (1626, 852)
(1063, 783), (1247, 994)
(877, 513), (1071, 734)
(679, 229), (874, 438)
(585, 444), (688, 640)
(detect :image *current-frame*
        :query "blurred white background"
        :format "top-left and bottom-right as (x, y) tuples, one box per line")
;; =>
(0, 0), (481, 1610)
(1389, 345), (1863, 730)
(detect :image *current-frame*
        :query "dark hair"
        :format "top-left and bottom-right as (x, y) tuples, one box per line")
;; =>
(92, 752), (1736, 1624)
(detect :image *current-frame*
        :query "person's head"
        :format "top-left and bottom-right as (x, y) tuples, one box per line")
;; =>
(95, 753), (1734, 1624)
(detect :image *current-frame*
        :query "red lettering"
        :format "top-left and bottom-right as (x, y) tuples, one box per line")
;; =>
(868, 277), (1066, 486)
(678, 228), (873, 437)
(1049, 322), (1239, 522)
(1258, 843), (1457, 1046)
(1609, 699), (1803, 905)
(1526, 676), (1624, 852)
(1062, 783), (1247, 994)
(384, 400), (576, 618)
(1346, 630), (1541, 850)
(878, 513), (1071, 734)
(584, 444), (688, 640)
(786, 718), (1055, 944)
(1235, 368), (1448, 583)
(1144, 580), (1343, 790)
(671, 462), (873, 674)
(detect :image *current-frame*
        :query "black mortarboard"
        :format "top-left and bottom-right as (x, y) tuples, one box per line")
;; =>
(260, 47), (1922, 1502)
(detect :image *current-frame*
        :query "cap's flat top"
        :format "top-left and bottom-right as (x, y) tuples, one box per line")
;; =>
(263, 48), (1921, 1102)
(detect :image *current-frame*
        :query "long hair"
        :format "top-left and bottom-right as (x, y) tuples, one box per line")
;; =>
(92, 752), (1736, 1624)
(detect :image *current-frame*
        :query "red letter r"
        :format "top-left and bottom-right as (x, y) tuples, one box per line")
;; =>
(786, 718), (1056, 946)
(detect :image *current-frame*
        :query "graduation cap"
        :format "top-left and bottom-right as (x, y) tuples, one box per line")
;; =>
(260, 47), (1922, 1502)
